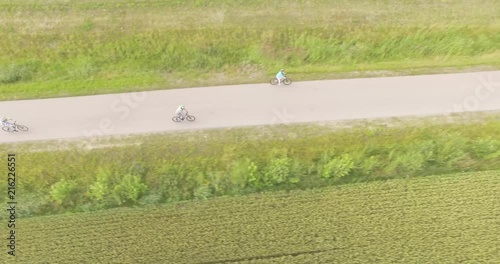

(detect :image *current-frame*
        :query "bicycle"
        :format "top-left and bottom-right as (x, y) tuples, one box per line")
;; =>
(270, 76), (292, 85)
(2, 121), (29, 132)
(172, 112), (196, 122)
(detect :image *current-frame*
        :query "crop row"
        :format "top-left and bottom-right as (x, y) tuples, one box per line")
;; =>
(14, 170), (500, 263)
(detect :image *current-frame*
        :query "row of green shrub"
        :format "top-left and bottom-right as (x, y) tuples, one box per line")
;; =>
(4, 119), (500, 218)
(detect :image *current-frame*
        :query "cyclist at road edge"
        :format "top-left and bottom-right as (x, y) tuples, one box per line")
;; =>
(1, 117), (18, 132)
(276, 69), (286, 85)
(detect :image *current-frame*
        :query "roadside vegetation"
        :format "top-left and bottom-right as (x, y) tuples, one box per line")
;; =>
(0, 0), (499, 100)
(2, 1), (499, 262)
(1, 114), (499, 217)
(17, 170), (500, 263)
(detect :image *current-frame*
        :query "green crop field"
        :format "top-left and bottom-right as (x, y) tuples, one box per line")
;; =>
(0, 0), (499, 100)
(11, 170), (499, 263)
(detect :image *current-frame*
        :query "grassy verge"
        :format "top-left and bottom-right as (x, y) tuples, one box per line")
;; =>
(0, 0), (499, 100)
(1, 113), (500, 217)
(15, 170), (500, 263)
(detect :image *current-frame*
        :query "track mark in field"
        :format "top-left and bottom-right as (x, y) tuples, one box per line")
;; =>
(198, 248), (343, 264)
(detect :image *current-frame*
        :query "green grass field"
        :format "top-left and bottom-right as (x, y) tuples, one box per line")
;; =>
(0, 0), (499, 100)
(2, 114), (500, 218)
(12, 170), (499, 263)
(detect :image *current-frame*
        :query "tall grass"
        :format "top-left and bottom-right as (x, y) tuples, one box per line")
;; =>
(0, 0), (498, 99)
(2, 117), (500, 217)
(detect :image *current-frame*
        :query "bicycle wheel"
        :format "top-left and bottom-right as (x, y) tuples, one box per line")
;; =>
(270, 78), (278, 85)
(186, 115), (196, 121)
(172, 116), (181, 122)
(16, 124), (29, 131)
(2, 126), (14, 132)
(283, 78), (292, 85)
